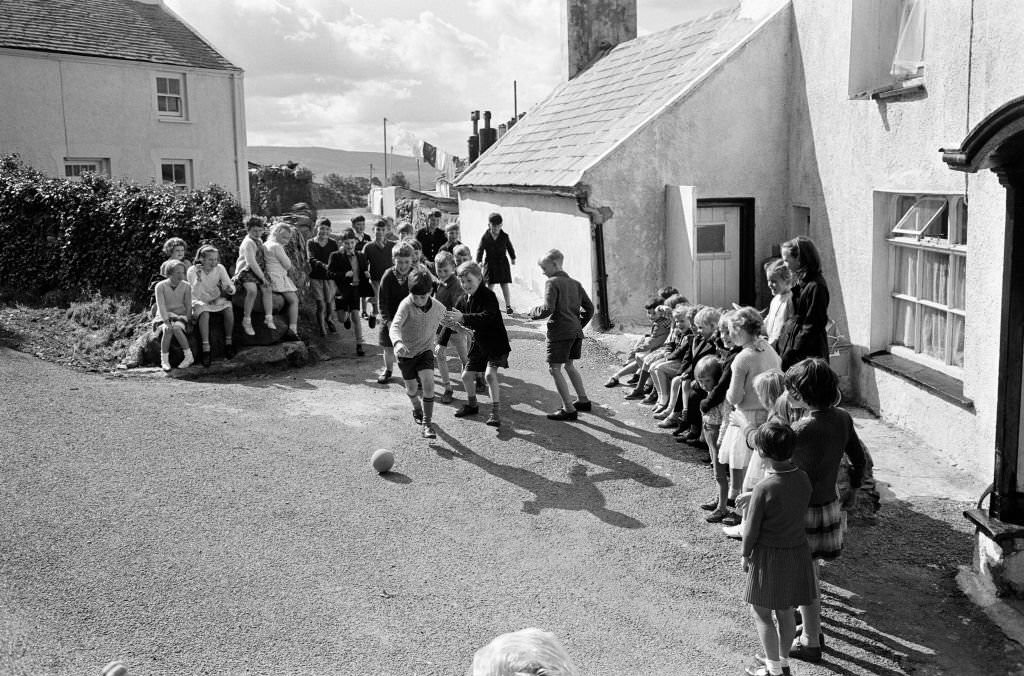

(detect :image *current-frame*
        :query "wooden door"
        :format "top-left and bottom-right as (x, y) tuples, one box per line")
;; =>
(694, 205), (741, 307)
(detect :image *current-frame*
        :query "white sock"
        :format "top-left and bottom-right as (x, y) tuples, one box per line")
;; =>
(183, 349), (193, 357)
(765, 659), (783, 675)
(779, 658), (790, 669)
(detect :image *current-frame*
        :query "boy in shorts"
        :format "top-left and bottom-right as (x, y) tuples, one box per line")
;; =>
(307, 217), (339, 335)
(530, 249), (595, 421)
(376, 241), (415, 384)
(390, 269), (448, 439)
(363, 219), (393, 329)
(433, 251), (468, 404)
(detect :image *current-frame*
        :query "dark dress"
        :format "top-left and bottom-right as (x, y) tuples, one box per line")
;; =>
(777, 271), (830, 371)
(476, 229), (516, 285)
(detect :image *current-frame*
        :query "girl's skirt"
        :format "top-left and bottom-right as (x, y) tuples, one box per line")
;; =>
(743, 452), (766, 493)
(717, 408), (768, 469)
(806, 499), (844, 560)
(744, 543), (818, 609)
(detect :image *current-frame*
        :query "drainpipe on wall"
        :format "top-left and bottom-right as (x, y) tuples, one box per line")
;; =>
(575, 185), (613, 330)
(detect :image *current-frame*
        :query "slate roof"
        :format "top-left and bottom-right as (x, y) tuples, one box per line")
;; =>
(457, 5), (767, 189)
(0, 0), (239, 71)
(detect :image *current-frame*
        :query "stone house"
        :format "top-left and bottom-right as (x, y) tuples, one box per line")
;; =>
(0, 0), (249, 209)
(456, 0), (1024, 497)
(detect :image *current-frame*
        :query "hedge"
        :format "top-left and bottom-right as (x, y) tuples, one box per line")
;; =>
(0, 154), (244, 304)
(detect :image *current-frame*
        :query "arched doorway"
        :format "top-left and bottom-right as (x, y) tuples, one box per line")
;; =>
(943, 96), (1024, 528)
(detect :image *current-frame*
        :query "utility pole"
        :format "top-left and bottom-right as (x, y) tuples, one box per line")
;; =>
(369, 163), (374, 183)
(383, 117), (389, 185)
(514, 79), (518, 119)
(416, 158), (421, 190)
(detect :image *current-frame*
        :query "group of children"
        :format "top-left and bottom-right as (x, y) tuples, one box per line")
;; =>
(603, 236), (866, 675)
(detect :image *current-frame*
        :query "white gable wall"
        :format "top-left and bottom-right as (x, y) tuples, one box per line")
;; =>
(0, 49), (248, 209)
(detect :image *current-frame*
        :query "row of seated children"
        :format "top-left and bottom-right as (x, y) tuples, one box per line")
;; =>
(152, 218), (302, 371)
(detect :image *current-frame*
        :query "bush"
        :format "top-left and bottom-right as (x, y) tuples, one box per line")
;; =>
(0, 154), (245, 305)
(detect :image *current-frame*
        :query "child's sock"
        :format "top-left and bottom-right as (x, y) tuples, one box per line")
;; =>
(491, 402), (500, 416)
(289, 323), (298, 333)
(467, 395), (478, 407)
(202, 341), (211, 351)
(160, 352), (171, 370)
(765, 659), (783, 675)
(423, 397), (434, 424)
(225, 337), (233, 345)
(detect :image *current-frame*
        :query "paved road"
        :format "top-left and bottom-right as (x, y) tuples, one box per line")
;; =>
(1, 317), (1020, 675)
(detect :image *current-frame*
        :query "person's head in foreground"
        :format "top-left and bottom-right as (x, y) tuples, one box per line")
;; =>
(470, 627), (577, 676)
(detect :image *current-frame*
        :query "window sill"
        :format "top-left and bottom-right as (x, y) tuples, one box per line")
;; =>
(862, 350), (974, 411)
(158, 117), (192, 124)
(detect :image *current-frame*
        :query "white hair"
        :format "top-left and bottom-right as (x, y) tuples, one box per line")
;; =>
(471, 628), (577, 676)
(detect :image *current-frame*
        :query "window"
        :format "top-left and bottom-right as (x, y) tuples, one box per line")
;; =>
(161, 160), (192, 190)
(696, 223), (726, 254)
(63, 158), (110, 181)
(888, 193), (966, 372)
(156, 75), (185, 118)
(848, 0), (926, 99)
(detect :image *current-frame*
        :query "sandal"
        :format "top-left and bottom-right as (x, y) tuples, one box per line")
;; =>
(705, 508), (730, 523)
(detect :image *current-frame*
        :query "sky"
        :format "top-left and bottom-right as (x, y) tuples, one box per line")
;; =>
(164, 0), (734, 157)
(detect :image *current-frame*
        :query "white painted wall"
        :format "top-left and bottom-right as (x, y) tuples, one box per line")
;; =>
(789, 0), (1024, 480)
(0, 49), (248, 209)
(456, 192), (594, 310)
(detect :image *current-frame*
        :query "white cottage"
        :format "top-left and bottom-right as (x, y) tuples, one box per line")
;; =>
(0, 0), (248, 208)
(458, 0), (1024, 560)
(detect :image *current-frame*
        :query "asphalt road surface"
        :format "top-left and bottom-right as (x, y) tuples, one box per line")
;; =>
(2, 316), (1021, 675)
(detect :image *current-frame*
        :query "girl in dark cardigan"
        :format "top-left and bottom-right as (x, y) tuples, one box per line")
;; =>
(777, 236), (830, 371)
(475, 212), (517, 315)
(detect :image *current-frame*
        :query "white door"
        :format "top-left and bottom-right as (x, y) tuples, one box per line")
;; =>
(694, 205), (741, 307)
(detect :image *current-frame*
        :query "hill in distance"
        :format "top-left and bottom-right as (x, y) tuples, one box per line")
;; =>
(248, 146), (441, 191)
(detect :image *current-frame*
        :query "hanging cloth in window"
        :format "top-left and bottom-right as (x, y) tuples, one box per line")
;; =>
(891, 0), (926, 78)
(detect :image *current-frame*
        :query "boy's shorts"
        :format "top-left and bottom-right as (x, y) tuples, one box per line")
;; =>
(379, 321), (393, 348)
(466, 349), (509, 373)
(335, 284), (361, 312)
(547, 337), (582, 364)
(309, 278), (335, 303)
(398, 350), (435, 380)
(439, 331), (468, 356)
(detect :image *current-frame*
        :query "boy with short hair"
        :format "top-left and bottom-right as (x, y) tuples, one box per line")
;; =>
(604, 296), (671, 387)
(376, 241), (416, 384)
(439, 221), (463, 254)
(530, 249), (594, 421)
(363, 220), (394, 329)
(396, 221), (415, 241)
(390, 269), (448, 439)
(307, 217), (339, 335)
(328, 229), (371, 356)
(350, 215), (370, 250)
(433, 251), (468, 404)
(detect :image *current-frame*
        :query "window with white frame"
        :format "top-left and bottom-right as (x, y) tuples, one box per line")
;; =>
(156, 75), (185, 117)
(63, 158), (110, 181)
(848, 0), (926, 98)
(888, 193), (966, 372)
(161, 160), (192, 190)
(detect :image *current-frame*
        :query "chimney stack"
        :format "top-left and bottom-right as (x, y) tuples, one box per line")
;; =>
(468, 111), (481, 162)
(561, 0), (637, 80)
(478, 111), (497, 155)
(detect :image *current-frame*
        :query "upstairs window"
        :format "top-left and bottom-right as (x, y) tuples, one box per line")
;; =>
(849, 0), (926, 99)
(64, 158), (110, 181)
(156, 75), (185, 118)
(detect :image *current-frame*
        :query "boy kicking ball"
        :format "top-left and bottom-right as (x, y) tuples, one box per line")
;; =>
(390, 269), (448, 439)
(530, 249), (594, 420)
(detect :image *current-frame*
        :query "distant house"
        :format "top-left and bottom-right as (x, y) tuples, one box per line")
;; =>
(0, 0), (249, 209)
(457, 0), (1024, 485)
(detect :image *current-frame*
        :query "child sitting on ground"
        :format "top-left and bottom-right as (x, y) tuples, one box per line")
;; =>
(604, 296), (671, 388)
(376, 241), (415, 384)
(328, 228), (372, 356)
(264, 222), (300, 341)
(625, 294), (689, 400)
(187, 245), (236, 366)
(153, 258), (194, 371)
(432, 251), (468, 404)
(390, 269), (448, 439)
(740, 420), (817, 676)
(529, 248), (595, 421)
(234, 216), (275, 337)
(660, 306), (721, 437)
(307, 217), (339, 335)
(648, 305), (694, 419)
(444, 261), (512, 427)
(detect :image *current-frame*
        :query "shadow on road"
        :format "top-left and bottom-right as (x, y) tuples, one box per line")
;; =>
(379, 471), (413, 485)
(433, 427), (646, 529)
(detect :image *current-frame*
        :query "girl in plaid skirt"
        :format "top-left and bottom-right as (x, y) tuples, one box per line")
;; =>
(783, 358), (868, 664)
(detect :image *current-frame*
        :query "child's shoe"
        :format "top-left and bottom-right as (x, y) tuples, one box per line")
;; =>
(640, 391), (659, 405)
(412, 409), (424, 425)
(376, 370), (392, 384)
(547, 408), (578, 421)
(573, 400), (592, 412)
(625, 373), (640, 385)
(485, 412), (501, 426)
(454, 404), (479, 417)
(326, 318), (338, 333)
(652, 407), (670, 419)
(657, 415), (682, 428)
(440, 389), (454, 405)
(604, 376), (619, 388)
(224, 344), (237, 360)
(505, 305), (514, 315)
(201, 350), (212, 368)
(264, 316), (276, 329)
(282, 329), (300, 342)
(421, 422), (436, 439)
(160, 352), (172, 372)
(356, 344), (365, 357)
(242, 317), (255, 336)
(699, 497), (720, 511)
(705, 508), (731, 523)
(722, 523), (743, 539)
(179, 350), (194, 368)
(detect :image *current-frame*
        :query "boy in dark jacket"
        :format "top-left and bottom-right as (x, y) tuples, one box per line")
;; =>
(328, 229), (373, 356)
(529, 249), (595, 421)
(307, 218), (339, 335)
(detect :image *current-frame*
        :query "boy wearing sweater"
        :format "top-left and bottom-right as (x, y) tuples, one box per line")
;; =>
(530, 249), (595, 421)
(390, 269), (448, 439)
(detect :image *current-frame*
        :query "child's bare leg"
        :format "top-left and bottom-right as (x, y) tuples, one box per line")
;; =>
(351, 312), (364, 348)
(776, 607), (797, 660)
(797, 561), (822, 649)
(159, 324), (173, 353)
(404, 377), (422, 417)
(171, 324), (190, 351)
(284, 292), (298, 331)
(261, 287), (274, 326)
(485, 365), (500, 402)
(612, 359), (640, 380)
(751, 605), (782, 664)
(549, 363), (573, 411)
(243, 282), (258, 319)
(666, 375), (684, 411)
(382, 346), (395, 373)
(564, 359), (589, 403)
(437, 347), (451, 389)
(198, 313), (211, 349)
(461, 369), (477, 399)
(730, 467), (745, 501)
(222, 308), (234, 341)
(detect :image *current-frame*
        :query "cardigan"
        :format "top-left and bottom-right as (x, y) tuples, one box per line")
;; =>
(791, 407), (867, 505)
(307, 238), (339, 280)
(377, 267), (411, 322)
(447, 284), (511, 357)
(726, 339), (782, 410)
(700, 346), (741, 413)
(390, 296), (447, 357)
(529, 271), (594, 341)
(742, 469), (813, 556)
